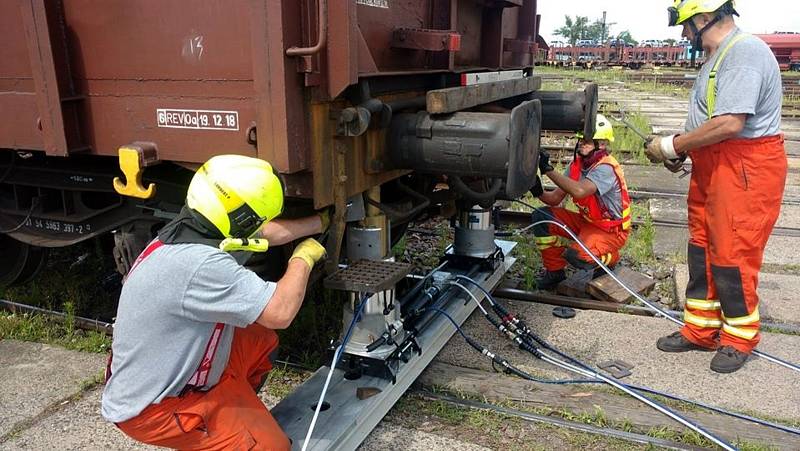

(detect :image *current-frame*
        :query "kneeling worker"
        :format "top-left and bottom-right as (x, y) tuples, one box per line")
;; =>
(531, 114), (632, 291)
(101, 155), (327, 450)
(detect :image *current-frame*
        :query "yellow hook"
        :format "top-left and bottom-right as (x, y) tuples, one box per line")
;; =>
(113, 144), (158, 199)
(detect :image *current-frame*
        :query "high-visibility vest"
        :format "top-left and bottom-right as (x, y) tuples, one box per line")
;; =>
(706, 33), (751, 120)
(568, 155), (632, 232)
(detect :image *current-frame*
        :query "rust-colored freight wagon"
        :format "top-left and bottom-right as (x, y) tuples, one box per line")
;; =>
(0, 0), (594, 285)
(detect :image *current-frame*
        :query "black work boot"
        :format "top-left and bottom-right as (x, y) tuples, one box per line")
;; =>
(656, 331), (716, 353)
(710, 346), (749, 373)
(566, 268), (594, 293)
(536, 269), (566, 291)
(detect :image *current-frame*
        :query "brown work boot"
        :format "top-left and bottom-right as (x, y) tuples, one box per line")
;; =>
(710, 346), (749, 373)
(656, 331), (716, 353)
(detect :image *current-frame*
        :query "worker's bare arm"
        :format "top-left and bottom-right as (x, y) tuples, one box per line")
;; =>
(539, 187), (567, 206)
(674, 113), (746, 154)
(256, 215), (323, 246)
(256, 259), (311, 329)
(545, 170), (597, 200)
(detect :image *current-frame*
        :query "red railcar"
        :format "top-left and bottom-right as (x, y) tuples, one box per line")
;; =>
(756, 33), (800, 71)
(548, 44), (696, 68)
(0, 0), (594, 284)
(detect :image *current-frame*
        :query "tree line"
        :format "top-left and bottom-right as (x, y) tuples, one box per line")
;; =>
(553, 15), (676, 46)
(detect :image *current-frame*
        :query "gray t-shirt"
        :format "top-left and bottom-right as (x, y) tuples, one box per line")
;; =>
(101, 243), (274, 423)
(565, 163), (623, 219)
(686, 27), (782, 137)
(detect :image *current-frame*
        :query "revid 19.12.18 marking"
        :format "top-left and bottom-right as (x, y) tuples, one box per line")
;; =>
(156, 109), (239, 131)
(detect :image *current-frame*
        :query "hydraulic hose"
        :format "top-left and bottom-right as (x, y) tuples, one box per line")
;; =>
(513, 200), (800, 375)
(537, 352), (737, 451)
(456, 275), (800, 437)
(301, 293), (370, 451)
(448, 176), (503, 209)
(425, 298), (736, 451)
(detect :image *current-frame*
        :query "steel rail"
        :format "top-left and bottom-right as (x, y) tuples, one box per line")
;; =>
(537, 353), (736, 451)
(0, 298), (113, 334)
(491, 287), (800, 337)
(458, 275), (800, 438)
(528, 217), (800, 375)
(448, 277), (735, 451)
(417, 391), (704, 451)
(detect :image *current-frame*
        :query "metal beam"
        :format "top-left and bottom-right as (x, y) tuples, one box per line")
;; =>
(426, 76), (542, 114)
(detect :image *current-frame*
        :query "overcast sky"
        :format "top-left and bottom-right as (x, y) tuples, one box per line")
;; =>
(537, 1), (800, 42)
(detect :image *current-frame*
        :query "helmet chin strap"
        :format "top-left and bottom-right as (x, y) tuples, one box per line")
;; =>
(577, 140), (607, 169)
(689, 14), (722, 67)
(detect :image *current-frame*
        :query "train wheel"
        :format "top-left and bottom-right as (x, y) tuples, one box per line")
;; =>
(0, 234), (27, 286)
(12, 244), (49, 286)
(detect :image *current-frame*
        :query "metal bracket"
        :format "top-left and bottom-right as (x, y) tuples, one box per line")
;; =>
(598, 360), (633, 379)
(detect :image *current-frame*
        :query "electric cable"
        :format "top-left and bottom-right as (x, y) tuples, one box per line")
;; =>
(301, 293), (370, 451)
(456, 274), (800, 437)
(511, 199), (800, 375)
(0, 199), (39, 234)
(425, 302), (736, 450)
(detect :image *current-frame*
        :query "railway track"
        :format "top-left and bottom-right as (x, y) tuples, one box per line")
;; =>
(490, 286), (800, 336)
(415, 390), (702, 451)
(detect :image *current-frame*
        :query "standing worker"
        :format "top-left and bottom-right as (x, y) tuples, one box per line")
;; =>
(102, 155), (328, 449)
(532, 114), (632, 292)
(646, 1), (787, 373)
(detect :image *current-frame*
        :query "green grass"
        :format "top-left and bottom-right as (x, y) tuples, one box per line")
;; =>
(603, 108), (653, 162)
(392, 233), (407, 259)
(275, 285), (345, 368)
(535, 66), (691, 98)
(416, 387), (763, 450)
(0, 240), (119, 320)
(621, 201), (656, 268)
(261, 365), (310, 399)
(0, 312), (111, 354)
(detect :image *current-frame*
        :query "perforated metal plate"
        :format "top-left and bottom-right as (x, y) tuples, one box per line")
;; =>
(324, 260), (413, 293)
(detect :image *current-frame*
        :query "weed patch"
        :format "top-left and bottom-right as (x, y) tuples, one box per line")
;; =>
(0, 312), (111, 353)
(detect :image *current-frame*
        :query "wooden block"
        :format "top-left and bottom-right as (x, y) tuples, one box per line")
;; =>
(587, 266), (655, 303)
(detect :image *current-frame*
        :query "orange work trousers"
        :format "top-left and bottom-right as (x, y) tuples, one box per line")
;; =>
(117, 323), (290, 451)
(680, 135), (787, 353)
(532, 207), (628, 271)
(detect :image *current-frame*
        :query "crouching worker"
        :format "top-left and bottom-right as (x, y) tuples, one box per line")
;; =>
(531, 114), (632, 292)
(101, 155), (328, 450)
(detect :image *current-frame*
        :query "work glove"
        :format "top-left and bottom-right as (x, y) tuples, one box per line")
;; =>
(664, 154), (688, 174)
(290, 238), (327, 269)
(538, 151), (555, 175)
(645, 135), (680, 163)
(530, 175), (544, 197)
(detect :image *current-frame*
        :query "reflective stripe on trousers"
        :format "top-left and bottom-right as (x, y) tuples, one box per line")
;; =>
(679, 135), (786, 353)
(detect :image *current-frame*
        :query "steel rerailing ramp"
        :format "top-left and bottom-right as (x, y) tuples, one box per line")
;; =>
(272, 241), (517, 451)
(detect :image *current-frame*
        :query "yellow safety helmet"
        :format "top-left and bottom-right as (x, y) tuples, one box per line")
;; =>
(668, 0), (736, 26)
(186, 155), (284, 238)
(577, 114), (615, 143)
